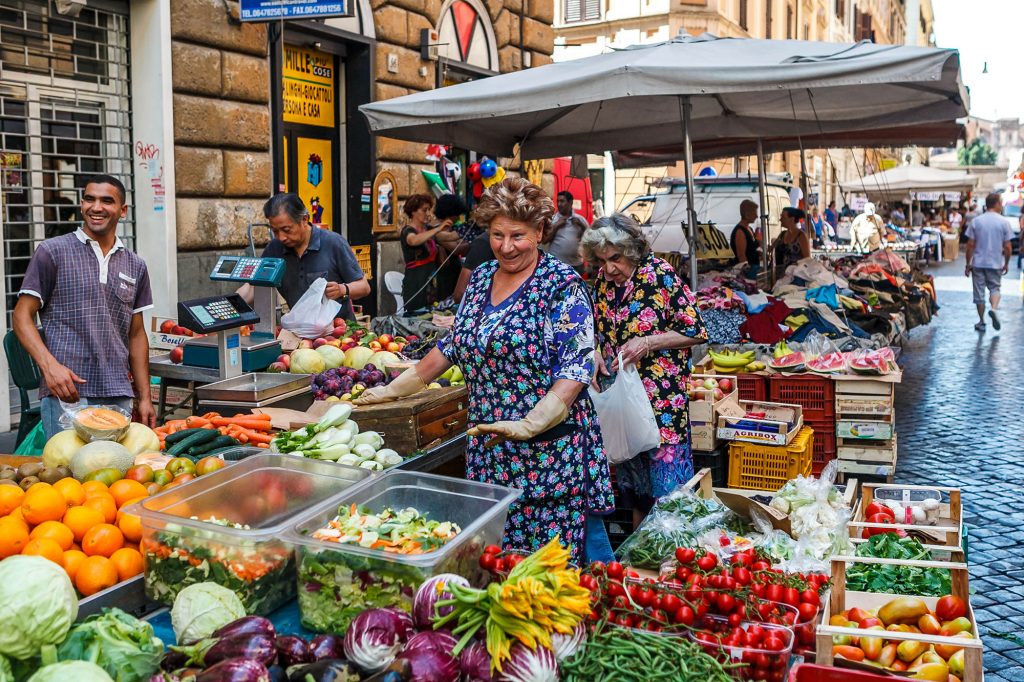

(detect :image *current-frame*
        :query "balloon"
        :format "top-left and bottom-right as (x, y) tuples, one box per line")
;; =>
(479, 158), (497, 179)
(467, 163), (482, 182)
(481, 166), (506, 188)
(472, 181), (484, 199)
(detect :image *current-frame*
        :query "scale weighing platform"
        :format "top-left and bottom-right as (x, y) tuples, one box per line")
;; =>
(177, 256), (287, 379)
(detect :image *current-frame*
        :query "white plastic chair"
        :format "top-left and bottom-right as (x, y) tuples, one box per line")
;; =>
(384, 271), (405, 314)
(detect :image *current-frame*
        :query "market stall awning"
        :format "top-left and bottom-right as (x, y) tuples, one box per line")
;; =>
(359, 33), (968, 160)
(845, 164), (978, 199)
(611, 122), (966, 168)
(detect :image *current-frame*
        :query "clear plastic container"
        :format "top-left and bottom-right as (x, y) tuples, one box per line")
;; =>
(690, 614), (794, 681)
(288, 470), (521, 633)
(130, 454), (373, 614)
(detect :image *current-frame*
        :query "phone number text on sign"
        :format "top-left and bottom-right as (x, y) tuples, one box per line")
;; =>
(239, 0), (349, 21)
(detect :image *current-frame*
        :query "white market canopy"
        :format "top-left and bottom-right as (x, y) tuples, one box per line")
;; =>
(359, 32), (969, 160)
(846, 165), (978, 199)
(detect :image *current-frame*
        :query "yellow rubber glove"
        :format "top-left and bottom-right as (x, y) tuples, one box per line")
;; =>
(352, 367), (426, 405)
(467, 392), (568, 447)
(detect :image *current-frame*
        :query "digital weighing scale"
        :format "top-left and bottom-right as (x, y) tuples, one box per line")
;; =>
(177, 256), (288, 379)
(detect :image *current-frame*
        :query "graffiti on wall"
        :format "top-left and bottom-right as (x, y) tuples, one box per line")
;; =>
(135, 142), (165, 212)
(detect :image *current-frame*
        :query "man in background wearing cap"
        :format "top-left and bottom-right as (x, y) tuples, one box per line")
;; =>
(850, 203), (885, 252)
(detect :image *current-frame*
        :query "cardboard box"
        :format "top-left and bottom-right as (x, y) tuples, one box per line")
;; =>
(148, 316), (199, 350)
(715, 397), (803, 446)
(691, 423), (718, 452)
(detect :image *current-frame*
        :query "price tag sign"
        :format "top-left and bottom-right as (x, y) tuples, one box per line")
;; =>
(696, 223), (734, 260)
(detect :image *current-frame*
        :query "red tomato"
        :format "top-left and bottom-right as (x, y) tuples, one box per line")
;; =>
(685, 587), (702, 603)
(782, 587), (800, 607)
(864, 502), (895, 519)
(746, 624), (765, 644)
(675, 547), (696, 564)
(733, 567), (752, 586)
(765, 584), (784, 603)
(611, 595), (629, 611)
(606, 562), (624, 580)
(579, 574), (597, 591)
(613, 613), (634, 628)
(722, 577), (737, 591)
(479, 553), (498, 571)
(716, 593), (736, 613)
(697, 554), (718, 572)
(676, 566), (692, 582)
(635, 587), (655, 608)
(935, 595), (967, 621)
(751, 583), (766, 598)
(483, 544), (501, 555)
(607, 581), (626, 599)
(728, 612), (742, 627)
(507, 554), (524, 568)
(752, 560), (771, 572)
(800, 589), (820, 606)
(695, 602), (708, 619)
(763, 636), (786, 651)
(589, 561), (606, 575)
(660, 594), (681, 613)
(675, 605), (695, 625)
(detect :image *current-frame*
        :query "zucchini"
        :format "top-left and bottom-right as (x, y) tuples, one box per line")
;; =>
(164, 427), (207, 445)
(189, 435), (239, 456)
(166, 429), (219, 457)
(202, 445), (248, 458)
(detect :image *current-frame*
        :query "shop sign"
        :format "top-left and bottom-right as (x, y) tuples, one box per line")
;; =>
(283, 44), (335, 127)
(911, 192), (942, 201)
(240, 0), (350, 21)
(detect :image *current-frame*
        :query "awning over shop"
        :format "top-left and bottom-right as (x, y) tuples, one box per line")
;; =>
(845, 165), (978, 199)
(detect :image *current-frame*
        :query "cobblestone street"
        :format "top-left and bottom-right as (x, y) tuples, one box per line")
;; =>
(896, 256), (1024, 680)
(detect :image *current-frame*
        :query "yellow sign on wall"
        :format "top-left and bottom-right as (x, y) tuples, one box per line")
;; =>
(283, 44), (335, 127)
(296, 136), (332, 229)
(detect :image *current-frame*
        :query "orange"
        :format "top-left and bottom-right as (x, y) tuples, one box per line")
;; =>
(53, 478), (85, 507)
(81, 523), (124, 557)
(63, 505), (105, 542)
(116, 506), (144, 544)
(0, 516), (29, 558)
(62, 549), (88, 582)
(108, 479), (148, 509)
(21, 484), (68, 525)
(83, 494), (117, 524)
(0, 485), (25, 516)
(22, 537), (64, 564)
(8, 505), (26, 525)
(109, 547), (144, 581)
(81, 480), (109, 498)
(30, 520), (74, 551)
(75, 555), (118, 596)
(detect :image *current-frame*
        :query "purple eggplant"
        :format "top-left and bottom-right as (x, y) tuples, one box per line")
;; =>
(171, 633), (277, 668)
(309, 633), (345, 661)
(195, 658), (271, 682)
(275, 635), (312, 668)
(212, 616), (276, 640)
(285, 659), (364, 682)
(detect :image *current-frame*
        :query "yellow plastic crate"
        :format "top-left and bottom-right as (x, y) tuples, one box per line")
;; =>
(727, 426), (814, 491)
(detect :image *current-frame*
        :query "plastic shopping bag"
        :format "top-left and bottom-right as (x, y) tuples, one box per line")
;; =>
(591, 354), (661, 464)
(280, 277), (341, 339)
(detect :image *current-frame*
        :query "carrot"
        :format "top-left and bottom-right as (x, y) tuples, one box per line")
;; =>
(211, 416), (274, 430)
(243, 431), (274, 444)
(185, 416), (211, 428)
(202, 412), (220, 420)
(255, 442), (269, 449)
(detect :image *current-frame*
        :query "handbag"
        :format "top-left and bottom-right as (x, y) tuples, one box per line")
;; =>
(591, 354), (661, 464)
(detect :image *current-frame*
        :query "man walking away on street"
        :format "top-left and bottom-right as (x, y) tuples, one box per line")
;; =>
(545, 190), (588, 273)
(965, 192), (1013, 332)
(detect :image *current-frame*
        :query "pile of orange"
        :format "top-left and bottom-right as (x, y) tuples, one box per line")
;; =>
(0, 477), (149, 596)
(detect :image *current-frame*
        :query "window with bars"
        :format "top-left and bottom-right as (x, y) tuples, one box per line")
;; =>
(563, 0), (600, 23)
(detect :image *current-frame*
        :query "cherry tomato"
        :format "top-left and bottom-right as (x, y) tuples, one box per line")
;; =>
(589, 561), (606, 575)
(676, 566), (692, 582)
(765, 584), (784, 603)
(763, 636), (786, 652)
(782, 587), (800, 607)
(696, 602), (708, 618)
(613, 613), (634, 628)
(685, 587), (702, 603)
(746, 624), (765, 643)
(733, 567), (752, 586)
(751, 582), (766, 598)
(636, 587), (656, 608)
(675, 547), (696, 564)
(483, 544), (501, 555)
(625, 568), (640, 580)
(716, 593), (736, 613)
(479, 553), (498, 571)
(722, 577), (737, 591)
(606, 561), (625, 581)
(674, 605), (695, 626)
(611, 595), (629, 611)
(752, 561), (771, 572)
(492, 558), (507, 573)
(660, 594), (681, 613)
(651, 609), (669, 624)
(607, 581), (626, 599)
(731, 552), (753, 567)
(728, 612), (742, 627)
(697, 554), (718, 572)
(579, 574), (597, 591)
(507, 554), (524, 568)
(800, 589), (821, 607)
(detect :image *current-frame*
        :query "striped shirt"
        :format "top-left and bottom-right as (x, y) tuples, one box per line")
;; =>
(20, 228), (153, 399)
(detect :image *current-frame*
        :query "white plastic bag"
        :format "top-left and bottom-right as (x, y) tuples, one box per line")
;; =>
(280, 277), (341, 339)
(591, 354), (661, 464)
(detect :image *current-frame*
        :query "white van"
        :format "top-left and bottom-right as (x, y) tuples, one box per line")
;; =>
(619, 175), (795, 256)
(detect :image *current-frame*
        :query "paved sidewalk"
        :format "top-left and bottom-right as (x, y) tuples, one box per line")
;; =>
(896, 256), (1024, 680)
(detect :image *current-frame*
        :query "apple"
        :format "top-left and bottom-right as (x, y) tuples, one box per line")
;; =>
(276, 354), (291, 369)
(713, 388), (725, 401)
(299, 339), (314, 349)
(267, 361), (286, 373)
(406, 334), (419, 342)
(342, 342), (356, 351)
(332, 326), (348, 338)
(333, 318), (347, 330)
(386, 342), (401, 352)
(353, 329), (365, 339)
(378, 334), (393, 345)
(160, 319), (176, 333)
(169, 346), (184, 364)
(369, 341), (382, 351)
(313, 337), (328, 348)
(703, 378), (718, 390)
(718, 378), (733, 392)
(327, 339), (341, 348)
(340, 337), (354, 345)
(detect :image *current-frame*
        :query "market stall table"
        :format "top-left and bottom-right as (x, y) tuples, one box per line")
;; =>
(148, 352), (222, 420)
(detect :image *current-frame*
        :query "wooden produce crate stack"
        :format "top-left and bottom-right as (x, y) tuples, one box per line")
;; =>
(833, 379), (897, 484)
(689, 373), (738, 455)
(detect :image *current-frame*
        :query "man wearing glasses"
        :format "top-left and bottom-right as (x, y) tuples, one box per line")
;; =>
(239, 193), (370, 319)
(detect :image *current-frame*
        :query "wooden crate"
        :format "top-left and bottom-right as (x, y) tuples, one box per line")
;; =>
(836, 415), (895, 441)
(815, 556), (982, 681)
(834, 378), (896, 417)
(847, 482), (963, 550)
(347, 386), (468, 455)
(837, 435), (897, 483)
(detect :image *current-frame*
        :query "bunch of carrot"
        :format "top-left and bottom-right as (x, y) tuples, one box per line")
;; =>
(154, 412), (275, 449)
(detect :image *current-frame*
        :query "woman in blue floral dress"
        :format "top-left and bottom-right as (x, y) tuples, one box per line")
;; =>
(355, 178), (614, 564)
(582, 214), (708, 529)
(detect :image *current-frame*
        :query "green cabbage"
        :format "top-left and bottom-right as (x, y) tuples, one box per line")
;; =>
(0, 654), (12, 682)
(27, 660), (113, 682)
(56, 608), (163, 682)
(171, 582), (246, 644)
(0, 556), (78, 660)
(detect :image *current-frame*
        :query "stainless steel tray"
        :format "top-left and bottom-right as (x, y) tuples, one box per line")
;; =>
(197, 372), (311, 402)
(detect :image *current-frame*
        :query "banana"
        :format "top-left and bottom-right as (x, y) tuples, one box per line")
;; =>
(712, 363), (741, 374)
(709, 350), (754, 368)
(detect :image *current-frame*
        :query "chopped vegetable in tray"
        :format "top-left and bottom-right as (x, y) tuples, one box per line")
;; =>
(311, 505), (461, 554)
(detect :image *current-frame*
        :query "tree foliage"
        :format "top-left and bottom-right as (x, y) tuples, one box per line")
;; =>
(957, 139), (997, 166)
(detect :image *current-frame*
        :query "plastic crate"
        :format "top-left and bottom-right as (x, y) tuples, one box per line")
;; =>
(693, 446), (729, 487)
(768, 373), (835, 422)
(737, 373), (768, 402)
(728, 426), (813, 491)
(788, 664), (892, 681)
(805, 420), (836, 475)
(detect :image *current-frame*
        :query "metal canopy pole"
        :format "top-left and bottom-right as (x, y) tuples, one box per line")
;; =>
(681, 97), (698, 291)
(756, 139), (770, 277)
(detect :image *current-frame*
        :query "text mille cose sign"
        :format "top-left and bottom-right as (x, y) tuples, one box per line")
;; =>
(239, 0), (350, 21)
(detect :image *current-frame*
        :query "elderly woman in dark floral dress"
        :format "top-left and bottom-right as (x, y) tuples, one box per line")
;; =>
(584, 213), (708, 528)
(356, 178), (613, 564)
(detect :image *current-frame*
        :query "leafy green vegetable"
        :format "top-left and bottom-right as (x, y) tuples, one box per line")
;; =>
(171, 583), (245, 645)
(847, 534), (951, 596)
(0, 556), (78, 660)
(56, 608), (163, 682)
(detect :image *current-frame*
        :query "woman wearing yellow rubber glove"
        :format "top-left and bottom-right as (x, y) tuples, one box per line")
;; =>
(355, 177), (613, 564)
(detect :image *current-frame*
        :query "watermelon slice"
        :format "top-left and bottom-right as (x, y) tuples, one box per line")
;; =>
(806, 351), (847, 374)
(848, 349), (893, 375)
(769, 351), (806, 372)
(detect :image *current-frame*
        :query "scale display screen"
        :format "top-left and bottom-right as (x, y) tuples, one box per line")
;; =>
(209, 256), (286, 286)
(177, 294), (260, 334)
